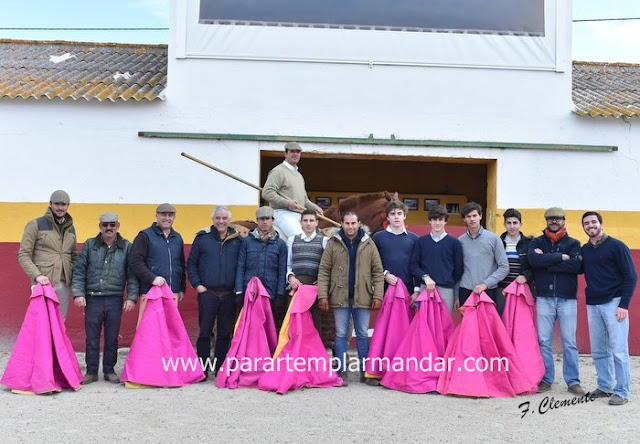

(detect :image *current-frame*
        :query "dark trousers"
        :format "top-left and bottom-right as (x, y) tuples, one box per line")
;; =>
(197, 290), (235, 373)
(459, 287), (500, 310)
(85, 296), (123, 375)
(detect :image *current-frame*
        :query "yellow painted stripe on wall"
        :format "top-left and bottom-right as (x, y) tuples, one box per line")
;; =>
(2, 202), (259, 243)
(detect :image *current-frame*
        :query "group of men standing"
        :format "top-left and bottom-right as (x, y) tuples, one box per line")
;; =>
(16, 143), (637, 405)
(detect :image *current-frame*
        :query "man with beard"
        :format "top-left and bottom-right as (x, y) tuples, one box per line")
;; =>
(18, 190), (77, 319)
(72, 212), (139, 384)
(581, 211), (637, 406)
(529, 207), (584, 395)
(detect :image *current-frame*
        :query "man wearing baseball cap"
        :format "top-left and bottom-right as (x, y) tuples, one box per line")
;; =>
(18, 189), (77, 318)
(529, 207), (584, 395)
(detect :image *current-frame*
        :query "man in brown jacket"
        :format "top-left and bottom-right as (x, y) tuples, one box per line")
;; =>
(317, 212), (384, 385)
(18, 190), (77, 318)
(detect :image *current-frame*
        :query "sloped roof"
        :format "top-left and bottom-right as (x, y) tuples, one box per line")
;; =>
(572, 61), (640, 118)
(0, 39), (167, 101)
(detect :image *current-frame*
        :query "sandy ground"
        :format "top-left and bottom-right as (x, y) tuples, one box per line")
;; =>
(0, 343), (638, 444)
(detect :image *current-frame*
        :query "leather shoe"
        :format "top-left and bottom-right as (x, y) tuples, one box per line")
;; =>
(103, 373), (120, 384)
(337, 371), (348, 387)
(608, 395), (628, 406)
(567, 384), (586, 396)
(82, 373), (98, 385)
(537, 381), (552, 393)
(365, 378), (381, 386)
(590, 388), (613, 398)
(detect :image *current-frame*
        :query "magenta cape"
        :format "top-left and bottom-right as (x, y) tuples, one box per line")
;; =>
(380, 289), (454, 393)
(258, 285), (343, 394)
(436, 292), (537, 397)
(364, 281), (412, 379)
(216, 277), (278, 389)
(121, 284), (204, 387)
(501, 281), (545, 387)
(1, 284), (82, 394)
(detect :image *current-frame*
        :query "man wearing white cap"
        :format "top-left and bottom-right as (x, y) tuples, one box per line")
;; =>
(18, 189), (77, 318)
(72, 212), (139, 384)
(262, 142), (323, 238)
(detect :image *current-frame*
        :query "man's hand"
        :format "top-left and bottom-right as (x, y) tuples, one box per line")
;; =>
(289, 276), (302, 290)
(562, 254), (570, 261)
(177, 291), (184, 303)
(36, 275), (50, 285)
(473, 283), (488, 294)
(316, 207), (324, 216)
(318, 298), (329, 312)
(152, 276), (165, 286)
(424, 275), (436, 291)
(515, 275), (527, 284)
(534, 248), (543, 254)
(196, 285), (207, 294)
(123, 300), (135, 312)
(371, 299), (382, 310)
(74, 296), (86, 307)
(287, 199), (299, 211)
(454, 299), (461, 311)
(385, 273), (398, 286)
(410, 291), (420, 308)
(617, 307), (629, 322)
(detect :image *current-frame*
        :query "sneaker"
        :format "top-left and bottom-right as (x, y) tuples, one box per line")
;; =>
(365, 378), (381, 386)
(82, 373), (98, 385)
(590, 388), (613, 398)
(337, 372), (349, 387)
(567, 384), (586, 396)
(103, 373), (120, 384)
(537, 381), (552, 393)
(608, 395), (628, 406)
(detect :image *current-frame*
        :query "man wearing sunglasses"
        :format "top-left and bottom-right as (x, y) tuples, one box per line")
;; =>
(72, 212), (139, 384)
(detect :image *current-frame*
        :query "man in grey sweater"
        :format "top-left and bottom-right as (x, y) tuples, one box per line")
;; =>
(457, 202), (509, 309)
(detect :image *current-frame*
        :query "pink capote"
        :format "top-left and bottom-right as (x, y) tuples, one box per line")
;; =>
(258, 284), (343, 394)
(216, 277), (278, 389)
(501, 281), (545, 387)
(381, 288), (455, 393)
(1, 284), (82, 394)
(121, 283), (204, 387)
(364, 281), (412, 379)
(436, 291), (538, 397)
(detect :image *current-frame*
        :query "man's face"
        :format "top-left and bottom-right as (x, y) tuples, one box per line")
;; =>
(257, 216), (274, 232)
(300, 214), (318, 236)
(49, 202), (69, 219)
(284, 149), (301, 167)
(99, 220), (119, 238)
(387, 208), (406, 230)
(156, 212), (176, 231)
(464, 210), (482, 230)
(213, 210), (230, 234)
(429, 216), (447, 235)
(582, 215), (602, 239)
(546, 217), (565, 233)
(504, 217), (522, 237)
(342, 214), (360, 239)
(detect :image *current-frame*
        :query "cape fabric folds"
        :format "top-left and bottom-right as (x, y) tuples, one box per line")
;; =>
(1, 284), (82, 394)
(436, 291), (537, 398)
(258, 284), (343, 394)
(501, 281), (545, 388)
(381, 288), (454, 393)
(121, 283), (204, 387)
(216, 277), (277, 389)
(364, 281), (412, 380)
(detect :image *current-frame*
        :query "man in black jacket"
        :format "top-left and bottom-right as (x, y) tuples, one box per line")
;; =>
(528, 207), (583, 396)
(187, 206), (243, 378)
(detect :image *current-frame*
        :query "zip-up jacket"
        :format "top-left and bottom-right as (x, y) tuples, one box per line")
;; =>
(187, 226), (243, 291)
(528, 231), (582, 299)
(235, 229), (287, 299)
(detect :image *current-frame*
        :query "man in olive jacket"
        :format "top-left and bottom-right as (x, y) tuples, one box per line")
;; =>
(18, 189), (77, 318)
(317, 212), (384, 385)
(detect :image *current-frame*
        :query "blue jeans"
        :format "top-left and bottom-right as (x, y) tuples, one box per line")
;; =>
(587, 297), (631, 399)
(333, 299), (371, 374)
(85, 296), (123, 375)
(536, 297), (580, 387)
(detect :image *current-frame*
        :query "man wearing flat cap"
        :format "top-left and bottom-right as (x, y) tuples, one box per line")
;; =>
(529, 207), (584, 396)
(130, 203), (186, 323)
(18, 189), (77, 318)
(262, 142), (323, 238)
(72, 212), (139, 384)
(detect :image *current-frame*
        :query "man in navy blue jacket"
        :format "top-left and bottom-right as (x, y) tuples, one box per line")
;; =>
(188, 205), (243, 378)
(581, 211), (637, 406)
(528, 207), (584, 396)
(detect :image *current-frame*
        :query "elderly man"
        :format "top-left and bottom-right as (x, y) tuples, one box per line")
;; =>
(317, 212), (384, 385)
(72, 212), (139, 384)
(262, 142), (323, 238)
(581, 211), (637, 406)
(529, 207), (584, 396)
(129, 203), (186, 320)
(18, 189), (77, 319)
(188, 205), (244, 378)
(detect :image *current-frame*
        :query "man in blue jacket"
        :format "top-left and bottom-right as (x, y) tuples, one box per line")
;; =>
(581, 211), (637, 406)
(529, 207), (584, 396)
(188, 205), (243, 378)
